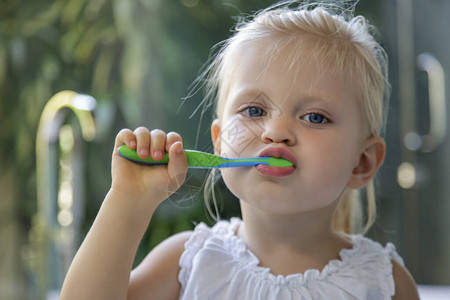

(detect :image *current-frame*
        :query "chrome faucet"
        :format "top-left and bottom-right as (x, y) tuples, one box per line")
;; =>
(33, 91), (96, 299)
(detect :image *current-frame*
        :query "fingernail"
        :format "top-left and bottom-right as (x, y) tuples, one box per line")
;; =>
(153, 150), (163, 160)
(176, 147), (183, 155)
(139, 148), (148, 157)
(129, 140), (136, 148)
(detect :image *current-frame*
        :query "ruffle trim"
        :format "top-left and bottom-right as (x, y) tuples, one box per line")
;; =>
(179, 218), (402, 299)
(178, 222), (212, 291)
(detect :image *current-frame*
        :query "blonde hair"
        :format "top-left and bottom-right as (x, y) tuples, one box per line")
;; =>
(200, 1), (390, 234)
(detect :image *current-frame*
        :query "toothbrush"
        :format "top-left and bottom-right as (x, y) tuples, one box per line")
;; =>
(118, 145), (293, 169)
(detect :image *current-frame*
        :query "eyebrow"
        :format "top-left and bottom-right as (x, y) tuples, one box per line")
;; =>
(298, 95), (335, 107)
(231, 88), (339, 111)
(231, 89), (271, 104)
(251, 92), (272, 104)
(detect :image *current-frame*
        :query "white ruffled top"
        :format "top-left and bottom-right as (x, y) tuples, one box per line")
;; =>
(178, 218), (404, 300)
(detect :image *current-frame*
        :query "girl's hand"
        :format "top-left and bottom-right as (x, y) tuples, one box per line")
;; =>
(110, 127), (188, 207)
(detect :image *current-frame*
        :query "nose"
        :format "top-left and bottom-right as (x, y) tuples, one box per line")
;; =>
(261, 117), (296, 146)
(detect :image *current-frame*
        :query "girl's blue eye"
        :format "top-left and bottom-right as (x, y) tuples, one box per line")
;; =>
(243, 106), (266, 117)
(302, 113), (328, 124)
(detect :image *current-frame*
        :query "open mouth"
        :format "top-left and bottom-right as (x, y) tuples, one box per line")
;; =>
(258, 147), (297, 167)
(256, 147), (297, 177)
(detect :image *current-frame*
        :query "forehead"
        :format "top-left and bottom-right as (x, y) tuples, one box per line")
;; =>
(236, 41), (340, 82)
(220, 39), (359, 111)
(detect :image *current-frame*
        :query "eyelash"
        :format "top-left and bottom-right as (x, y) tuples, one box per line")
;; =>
(239, 105), (267, 118)
(301, 113), (330, 125)
(239, 105), (331, 126)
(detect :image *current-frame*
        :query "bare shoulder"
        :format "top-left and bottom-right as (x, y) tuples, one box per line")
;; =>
(391, 259), (420, 300)
(127, 231), (193, 300)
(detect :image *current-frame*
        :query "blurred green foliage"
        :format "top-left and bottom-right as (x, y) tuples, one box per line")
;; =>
(0, 0), (275, 291)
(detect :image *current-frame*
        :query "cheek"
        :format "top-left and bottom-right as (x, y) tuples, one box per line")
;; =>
(220, 168), (246, 200)
(302, 134), (359, 186)
(218, 116), (262, 158)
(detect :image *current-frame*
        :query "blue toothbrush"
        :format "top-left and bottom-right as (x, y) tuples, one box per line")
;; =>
(118, 145), (293, 169)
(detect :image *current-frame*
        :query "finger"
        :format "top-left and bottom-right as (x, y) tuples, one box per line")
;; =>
(115, 128), (136, 149)
(167, 141), (188, 195)
(165, 132), (183, 152)
(134, 127), (151, 158)
(150, 129), (166, 161)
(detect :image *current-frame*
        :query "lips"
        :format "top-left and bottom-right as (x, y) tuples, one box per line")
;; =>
(255, 147), (297, 177)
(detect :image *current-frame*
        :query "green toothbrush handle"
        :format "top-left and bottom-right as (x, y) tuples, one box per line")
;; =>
(118, 145), (170, 164)
(118, 145), (293, 168)
(117, 145), (224, 167)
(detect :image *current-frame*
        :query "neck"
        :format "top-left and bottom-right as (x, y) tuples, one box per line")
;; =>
(239, 201), (338, 250)
(238, 201), (352, 275)
(238, 199), (352, 275)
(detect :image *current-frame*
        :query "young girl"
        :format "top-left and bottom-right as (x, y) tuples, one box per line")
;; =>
(61, 1), (419, 299)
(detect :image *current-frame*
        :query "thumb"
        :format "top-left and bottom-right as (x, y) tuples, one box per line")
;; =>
(166, 141), (188, 196)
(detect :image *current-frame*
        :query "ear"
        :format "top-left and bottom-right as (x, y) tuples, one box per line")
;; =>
(348, 136), (386, 189)
(211, 119), (221, 155)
